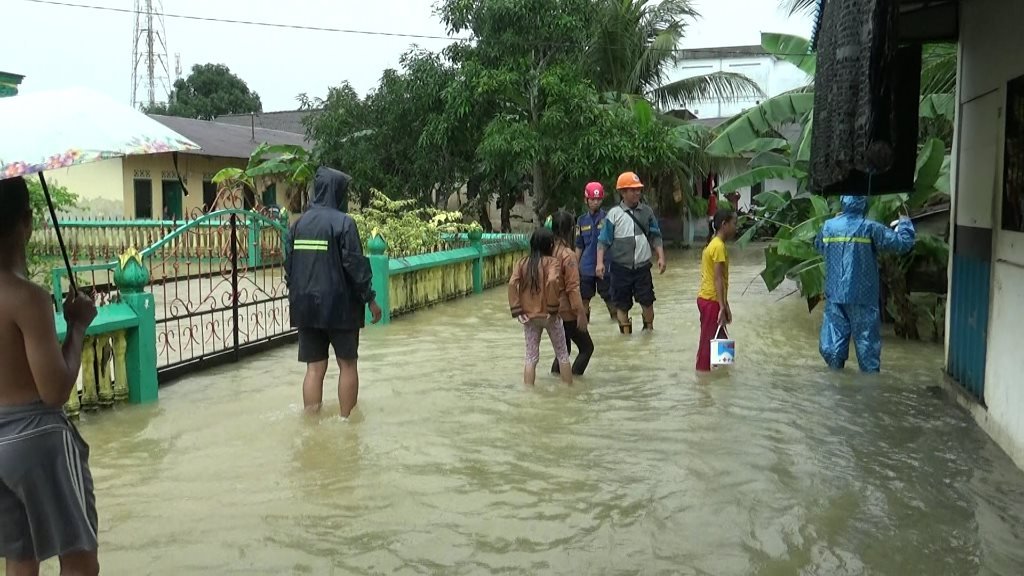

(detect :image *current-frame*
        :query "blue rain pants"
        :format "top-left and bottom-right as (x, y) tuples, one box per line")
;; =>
(819, 301), (882, 373)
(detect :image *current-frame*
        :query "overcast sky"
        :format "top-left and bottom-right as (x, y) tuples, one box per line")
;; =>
(2, 0), (814, 112)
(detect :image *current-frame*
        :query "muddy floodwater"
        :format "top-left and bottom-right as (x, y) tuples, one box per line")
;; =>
(16, 247), (1024, 575)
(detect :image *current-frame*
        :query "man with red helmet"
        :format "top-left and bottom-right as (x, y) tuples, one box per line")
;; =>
(575, 182), (616, 321)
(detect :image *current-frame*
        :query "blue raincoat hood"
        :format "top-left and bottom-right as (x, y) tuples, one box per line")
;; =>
(841, 195), (867, 216)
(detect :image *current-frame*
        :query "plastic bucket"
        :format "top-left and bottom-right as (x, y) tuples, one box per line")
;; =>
(710, 324), (735, 366)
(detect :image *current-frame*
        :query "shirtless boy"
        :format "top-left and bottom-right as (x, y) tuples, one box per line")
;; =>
(0, 176), (100, 576)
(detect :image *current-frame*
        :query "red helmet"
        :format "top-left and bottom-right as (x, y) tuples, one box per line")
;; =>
(584, 182), (605, 200)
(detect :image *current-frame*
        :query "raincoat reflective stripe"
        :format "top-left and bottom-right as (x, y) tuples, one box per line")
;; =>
(292, 239), (329, 251)
(821, 236), (872, 244)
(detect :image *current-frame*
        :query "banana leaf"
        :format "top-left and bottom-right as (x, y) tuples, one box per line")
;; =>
(914, 232), (950, 264)
(753, 189), (792, 211)
(750, 150), (793, 168)
(810, 194), (831, 218)
(935, 155), (951, 194)
(791, 215), (824, 241)
(919, 94), (955, 122)
(705, 93), (815, 157)
(736, 219), (761, 248)
(777, 237), (818, 260)
(739, 138), (791, 156)
(913, 137), (946, 201)
(761, 32), (817, 76)
(761, 246), (798, 292)
(795, 114), (813, 165)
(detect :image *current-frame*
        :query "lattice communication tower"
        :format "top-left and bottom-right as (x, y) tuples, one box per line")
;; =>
(131, 0), (172, 108)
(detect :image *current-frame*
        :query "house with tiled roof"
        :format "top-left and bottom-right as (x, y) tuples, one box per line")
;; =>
(44, 114), (309, 219)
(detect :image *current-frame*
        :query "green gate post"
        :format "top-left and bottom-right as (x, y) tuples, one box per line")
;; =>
(366, 234), (391, 325)
(469, 229), (484, 294)
(113, 249), (158, 404)
(247, 219), (262, 268)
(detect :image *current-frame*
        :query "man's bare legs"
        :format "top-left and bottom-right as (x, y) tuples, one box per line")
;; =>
(302, 360), (329, 413)
(337, 358), (359, 418)
(615, 308), (632, 334)
(60, 551), (99, 576)
(6, 551), (99, 576)
(5, 559), (37, 576)
(303, 358), (359, 418)
(641, 305), (655, 331)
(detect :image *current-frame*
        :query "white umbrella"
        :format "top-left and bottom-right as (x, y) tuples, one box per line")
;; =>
(0, 86), (201, 293)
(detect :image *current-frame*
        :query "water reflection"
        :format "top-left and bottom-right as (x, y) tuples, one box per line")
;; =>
(13, 246), (1024, 575)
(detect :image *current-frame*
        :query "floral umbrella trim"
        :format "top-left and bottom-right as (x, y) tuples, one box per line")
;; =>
(1, 135), (200, 179)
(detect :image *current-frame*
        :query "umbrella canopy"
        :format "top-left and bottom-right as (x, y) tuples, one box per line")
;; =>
(0, 86), (202, 296)
(0, 86), (201, 179)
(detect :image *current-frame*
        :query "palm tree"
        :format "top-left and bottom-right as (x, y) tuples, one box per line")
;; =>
(589, 0), (765, 110)
(779, 0), (818, 18)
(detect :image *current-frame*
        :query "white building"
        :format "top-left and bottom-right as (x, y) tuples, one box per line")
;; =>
(665, 45), (810, 221)
(667, 45), (811, 119)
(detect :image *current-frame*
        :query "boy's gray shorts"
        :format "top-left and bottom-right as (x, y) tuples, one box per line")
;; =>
(0, 401), (97, 561)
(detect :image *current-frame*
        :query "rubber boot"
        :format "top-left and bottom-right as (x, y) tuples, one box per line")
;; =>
(619, 318), (633, 334)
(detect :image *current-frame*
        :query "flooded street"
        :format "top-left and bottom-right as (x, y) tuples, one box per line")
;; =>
(24, 246), (1024, 575)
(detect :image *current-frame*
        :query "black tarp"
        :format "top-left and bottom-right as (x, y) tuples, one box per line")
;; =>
(810, 0), (918, 195)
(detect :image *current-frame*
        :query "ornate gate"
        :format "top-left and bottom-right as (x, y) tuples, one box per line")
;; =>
(139, 209), (293, 380)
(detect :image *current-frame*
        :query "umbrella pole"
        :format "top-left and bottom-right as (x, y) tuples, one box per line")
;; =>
(38, 172), (77, 296)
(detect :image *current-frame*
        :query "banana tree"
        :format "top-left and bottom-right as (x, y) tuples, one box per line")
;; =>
(731, 138), (949, 338)
(213, 143), (316, 214)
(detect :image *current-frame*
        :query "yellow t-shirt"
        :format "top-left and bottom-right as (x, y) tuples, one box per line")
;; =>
(698, 236), (729, 301)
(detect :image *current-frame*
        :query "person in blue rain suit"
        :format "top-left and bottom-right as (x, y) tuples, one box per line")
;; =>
(815, 195), (916, 372)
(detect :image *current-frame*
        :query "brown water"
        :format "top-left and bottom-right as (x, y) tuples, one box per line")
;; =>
(18, 247), (1024, 575)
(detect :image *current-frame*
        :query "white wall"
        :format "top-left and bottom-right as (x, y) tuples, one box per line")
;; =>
(667, 54), (809, 119)
(953, 0), (1024, 469)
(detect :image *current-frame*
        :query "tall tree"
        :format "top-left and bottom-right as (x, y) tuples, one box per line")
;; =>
(299, 82), (376, 207)
(590, 0), (764, 110)
(438, 0), (603, 220)
(300, 51), (459, 209)
(146, 63), (262, 120)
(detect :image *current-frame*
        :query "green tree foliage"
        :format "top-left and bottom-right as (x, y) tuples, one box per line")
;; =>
(350, 190), (479, 256)
(438, 0), (600, 220)
(299, 50), (458, 211)
(300, 0), (742, 231)
(146, 64), (262, 120)
(26, 178), (78, 287)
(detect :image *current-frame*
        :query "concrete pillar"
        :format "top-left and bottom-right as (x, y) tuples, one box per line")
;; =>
(470, 229), (484, 294)
(366, 234), (391, 325)
(114, 248), (159, 404)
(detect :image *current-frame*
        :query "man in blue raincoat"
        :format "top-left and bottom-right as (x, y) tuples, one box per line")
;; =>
(815, 195), (916, 372)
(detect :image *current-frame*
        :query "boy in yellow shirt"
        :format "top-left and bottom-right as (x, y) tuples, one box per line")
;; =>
(696, 210), (737, 371)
